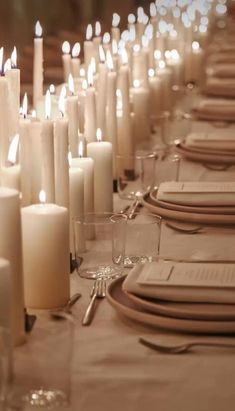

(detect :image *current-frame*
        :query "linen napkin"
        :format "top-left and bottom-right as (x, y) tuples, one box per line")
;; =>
(123, 261), (235, 303)
(185, 132), (235, 151)
(157, 182), (235, 206)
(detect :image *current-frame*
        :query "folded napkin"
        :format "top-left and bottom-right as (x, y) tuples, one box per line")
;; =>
(208, 64), (235, 79)
(157, 182), (235, 206)
(204, 78), (235, 97)
(185, 132), (235, 150)
(195, 98), (235, 117)
(123, 261), (235, 303)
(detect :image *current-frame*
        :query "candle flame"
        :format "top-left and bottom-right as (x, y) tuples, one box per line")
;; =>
(35, 21), (42, 37)
(128, 13), (136, 24)
(86, 24), (93, 41)
(95, 21), (101, 37)
(7, 134), (19, 164)
(39, 190), (46, 204)
(99, 45), (106, 62)
(49, 84), (55, 94)
(148, 68), (155, 78)
(142, 35), (149, 48)
(112, 13), (120, 28)
(22, 93), (28, 117)
(78, 140), (84, 157)
(90, 57), (96, 74)
(68, 151), (72, 167)
(11, 47), (17, 68)
(68, 73), (75, 94)
(121, 47), (128, 64)
(133, 44), (140, 53)
(154, 50), (161, 60)
(62, 41), (70, 54)
(0, 47), (4, 73)
(171, 49), (180, 60)
(96, 128), (102, 142)
(58, 85), (66, 115)
(80, 67), (86, 77)
(45, 90), (51, 119)
(106, 50), (114, 70)
(121, 30), (130, 42)
(159, 60), (166, 69)
(133, 79), (140, 88)
(82, 79), (88, 90)
(4, 58), (11, 74)
(112, 39), (118, 55)
(192, 41), (199, 50)
(31, 109), (36, 118)
(87, 64), (94, 86)
(165, 50), (171, 59)
(72, 42), (80, 58)
(103, 32), (110, 44)
(150, 3), (157, 17)
(145, 23), (153, 40)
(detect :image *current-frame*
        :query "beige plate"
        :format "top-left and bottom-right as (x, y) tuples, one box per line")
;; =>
(107, 277), (235, 334)
(142, 193), (235, 225)
(175, 142), (235, 164)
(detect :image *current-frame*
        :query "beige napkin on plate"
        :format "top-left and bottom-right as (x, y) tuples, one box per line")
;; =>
(157, 181), (235, 206)
(123, 261), (235, 303)
(185, 132), (235, 150)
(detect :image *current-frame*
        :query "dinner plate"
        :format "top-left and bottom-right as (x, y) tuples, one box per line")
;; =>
(149, 188), (235, 215)
(192, 108), (235, 122)
(107, 277), (235, 334)
(142, 193), (235, 225)
(175, 142), (235, 164)
(123, 289), (235, 321)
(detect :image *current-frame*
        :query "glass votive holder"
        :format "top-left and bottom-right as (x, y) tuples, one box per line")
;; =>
(74, 213), (127, 279)
(155, 151), (181, 187)
(7, 311), (74, 410)
(116, 151), (156, 200)
(124, 213), (162, 268)
(153, 110), (192, 147)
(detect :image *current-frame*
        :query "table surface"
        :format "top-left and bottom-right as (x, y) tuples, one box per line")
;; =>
(13, 116), (235, 411)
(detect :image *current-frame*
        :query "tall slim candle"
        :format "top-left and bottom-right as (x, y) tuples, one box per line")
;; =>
(5, 48), (20, 136)
(33, 21), (43, 109)
(84, 64), (96, 142)
(71, 42), (81, 78)
(62, 41), (71, 83)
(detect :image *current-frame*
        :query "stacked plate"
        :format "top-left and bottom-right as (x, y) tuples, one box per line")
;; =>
(107, 261), (235, 334)
(143, 183), (235, 225)
(175, 140), (235, 165)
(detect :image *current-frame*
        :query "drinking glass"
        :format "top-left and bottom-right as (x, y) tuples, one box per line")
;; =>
(124, 213), (161, 267)
(74, 213), (127, 279)
(116, 151), (156, 200)
(7, 311), (74, 409)
(153, 110), (192, 148)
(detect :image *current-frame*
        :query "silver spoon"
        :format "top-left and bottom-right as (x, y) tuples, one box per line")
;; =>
(51, 293), (82, 319)
(139, 337), (235, 354)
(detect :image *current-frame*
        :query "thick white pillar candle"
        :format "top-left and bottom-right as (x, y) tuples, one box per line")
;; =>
(41, 92), (55, 203)
(62, 41), (71, 83)
(69, 163), (84, 252)
(33, 21), (43, 109)
(54, 115), (69, 209)
(21, 192), (70, 309)
(71, 142), (94, 214)
(87, 129), (113, 212)
(0, 188), (25, 346)
(131, 80), (150, 142)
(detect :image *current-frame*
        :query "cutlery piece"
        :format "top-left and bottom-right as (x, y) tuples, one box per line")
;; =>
(82, 279), (106, 326)
(128, 192), (144, 219)
(165, 221), (204, 234)
(51, 293), (82, 319)
(120, 204), (131, 214)
(139, 337), (235, 354)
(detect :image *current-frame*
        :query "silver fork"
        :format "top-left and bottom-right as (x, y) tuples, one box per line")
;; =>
(139, 337), (235, 354)
(82, 279), (106, 326)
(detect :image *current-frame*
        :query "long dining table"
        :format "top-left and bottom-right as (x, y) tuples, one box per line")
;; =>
(13, 114), (235, 411)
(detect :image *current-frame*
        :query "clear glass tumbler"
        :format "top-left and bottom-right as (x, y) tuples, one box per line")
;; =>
(74, 213), (127, 279)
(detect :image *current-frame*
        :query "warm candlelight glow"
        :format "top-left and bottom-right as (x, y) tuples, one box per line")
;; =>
(142, 35), (149, 48)
(99, 45), (106, 62)
(11, 47), (17, 68)
(86, 24), (93, 41)
(116, 89), (123, 111)
(72, 42), (80, 58)
(35, 21), (43, 37)
(39, 190), (46, 204)
(192, 41), (200, 51)
(96, 128), (102, 142)
(78, 140), (84, 157)
(159, 60), (166, 69)
(22, 93), (28, 118)
(121, 48), (128, 64)
(68, 73), (75, 94)
(154, 50), (162, 60)
(165, 50), (171, 59)
(49, 84), (55, 94)
(150, 3), (157, 17)
(82, 79), (88, 90)
(95, 21), (101, 37)
(112, 13), (120, 27)
(80, 68), (86, 77)
(45, 90), (51, 119)
(62, 41), (70, 54)
(133, 79), (140, 88)
(133, 44), (140, 53)
(112, 40), (118, 55)
(68, 151), (72, 167)
(58, 86), (66, 115)
(103, 32), (111, 44)
(7, 134), (19, 164)
(4, 59), (11, 74)
(171, 49), (180, 60)
(145, 24), (153, 40)
(128, 14), (136, 24)
(31, 109), (36, 118)
(106, 50), (114, 70)
(87, 64), (94, 86)
(148, 68), (155, 78)
(90, 57), (96, 74)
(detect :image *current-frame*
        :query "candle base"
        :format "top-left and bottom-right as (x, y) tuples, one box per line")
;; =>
(24, 310), (37, 333)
